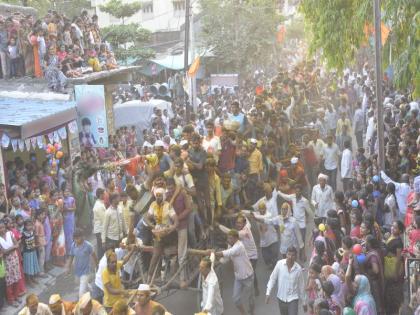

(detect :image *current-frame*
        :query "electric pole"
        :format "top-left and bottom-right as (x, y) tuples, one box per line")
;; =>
(373, 0), (385, 170)
(184, 0), (191, 123)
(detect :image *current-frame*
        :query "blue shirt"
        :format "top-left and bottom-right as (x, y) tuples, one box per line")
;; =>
(70, 240), (93, 277)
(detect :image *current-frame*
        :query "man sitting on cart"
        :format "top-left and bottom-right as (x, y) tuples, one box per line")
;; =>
(143, 187), (179, 284)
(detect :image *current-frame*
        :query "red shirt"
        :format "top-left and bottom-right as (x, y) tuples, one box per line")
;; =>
(350, 225), (361, 239)
(218, 139), (236, 172)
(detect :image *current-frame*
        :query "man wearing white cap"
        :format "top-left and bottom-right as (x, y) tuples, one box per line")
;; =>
(73, 292), (107, 315)
(311, 174), (335, 219)
(48, 294), (75, 315)
(134, 284), (169, 315)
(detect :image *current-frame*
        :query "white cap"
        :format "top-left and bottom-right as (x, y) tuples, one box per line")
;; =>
(143, 141), (152, 148)
(154, 140), (165, 147)
(180, 140), (188, 146)
(291, 157), (298, 164)
(49, 294), (61, 304)
(249, 138), (258, 144)
(138, 284), (151, 291)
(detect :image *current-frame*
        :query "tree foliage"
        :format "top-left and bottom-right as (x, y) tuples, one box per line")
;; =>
(200, 0), (283, 74)
(300, 0), (420, 97)
(99, 0), (142, 22)
(99, 1), (154, 63)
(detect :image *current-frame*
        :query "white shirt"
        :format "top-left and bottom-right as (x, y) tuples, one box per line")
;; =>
(221, 240), (253, 280)
(219, 219), (258, 259)
(311, 184), (335, 218)
(381, 171), (411, 216)
(253, 189), (279, 219)
(366, 116), (375, 144)
(264, 216), (303, 254)
(324, 110), (338, 131)
(266, 259), (306, 304)
(102, 205), (126, 243)
(276, 191), (312, 229)
(202, 136), (222, 161)
(322, 143), (340, 170)
(201, 269), (224, 315)
(253, 212), (278, 247)
(341, 148), (352, 179)
(93, 199), (106, 234)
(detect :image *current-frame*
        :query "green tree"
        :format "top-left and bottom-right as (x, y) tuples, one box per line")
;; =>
(99, 0), (142, 23)
(299, 0), (420, 97)
(200, 0), (283, 74)
(99, 0), (154, 63)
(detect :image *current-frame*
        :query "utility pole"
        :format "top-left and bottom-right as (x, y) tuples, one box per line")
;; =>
(184, 0), (191, 123)
(373, 0), (385, 170)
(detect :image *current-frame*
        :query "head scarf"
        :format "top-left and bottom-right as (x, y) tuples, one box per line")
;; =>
(328, 274), (344, 308)
(280, 202), (292, 219)
(353, 275), (377, 315)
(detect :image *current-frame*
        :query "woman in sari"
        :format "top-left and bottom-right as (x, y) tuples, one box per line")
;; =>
(29, 28), (42, 78)
(44, 45), (67, 92)
(20, 20), (34, 77)
(5, 216), (26, 293)
(0, 220), (25, 307)
(384, 220), (405, 315)
(48, 190), (66, 267)
(364, 235), (384, 314)
(346, 256), (377, 315)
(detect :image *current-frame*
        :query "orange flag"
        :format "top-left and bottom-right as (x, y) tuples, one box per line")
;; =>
(276, 25), (286, 43)
(363, 22), (390, 46)
(188, 56), (200, 77)
(381, 22), (390, 45)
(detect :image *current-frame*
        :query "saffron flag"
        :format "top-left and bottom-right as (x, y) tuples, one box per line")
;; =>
(364, 22), (390, 46)
(188, 57), (200, 77)
(276, 25), (286, 43)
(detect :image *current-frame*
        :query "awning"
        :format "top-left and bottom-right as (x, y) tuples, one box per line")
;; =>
(0, 98), (77, 139)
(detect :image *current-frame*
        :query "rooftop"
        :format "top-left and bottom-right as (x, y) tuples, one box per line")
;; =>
(0, 97), (76, 139)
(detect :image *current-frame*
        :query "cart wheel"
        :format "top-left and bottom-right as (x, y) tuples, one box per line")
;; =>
(196, 272), (202, 311)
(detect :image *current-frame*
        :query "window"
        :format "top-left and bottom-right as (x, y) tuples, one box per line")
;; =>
(142, 1), (153, 13)
(173, 0), (185, 11)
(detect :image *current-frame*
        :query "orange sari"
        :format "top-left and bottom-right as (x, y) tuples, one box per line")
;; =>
(30, 35), (42, 78)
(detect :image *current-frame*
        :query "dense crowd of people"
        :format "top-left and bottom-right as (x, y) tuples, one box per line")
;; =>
(0, 56), (419, 315)
(0, 9), (118, 92)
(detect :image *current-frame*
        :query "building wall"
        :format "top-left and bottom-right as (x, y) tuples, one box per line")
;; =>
(91, 0), (200, 33)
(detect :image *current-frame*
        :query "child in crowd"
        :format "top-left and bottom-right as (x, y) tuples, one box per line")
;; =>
(34, 209), (47, 276)
(67, 228), (97, 298)
(21, 219), (40, 287)
(306, 262), (323, 314)
(7, 37), (20, 78)
(63, 189), (76, 255)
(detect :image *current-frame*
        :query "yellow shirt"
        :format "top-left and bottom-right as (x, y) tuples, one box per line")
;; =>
(336, 118), (352, 136)
(248, 149), (263, 175)
(102, 261), (124, 307)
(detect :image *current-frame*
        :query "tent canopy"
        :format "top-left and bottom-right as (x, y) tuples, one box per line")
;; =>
(113, 99), (173, 144)
(0, 97), (77, 139)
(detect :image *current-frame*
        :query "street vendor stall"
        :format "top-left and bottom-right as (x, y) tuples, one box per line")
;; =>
(0, 97), (78, 188)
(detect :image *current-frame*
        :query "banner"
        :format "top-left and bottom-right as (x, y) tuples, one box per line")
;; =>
(74, 85), (109, 148)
